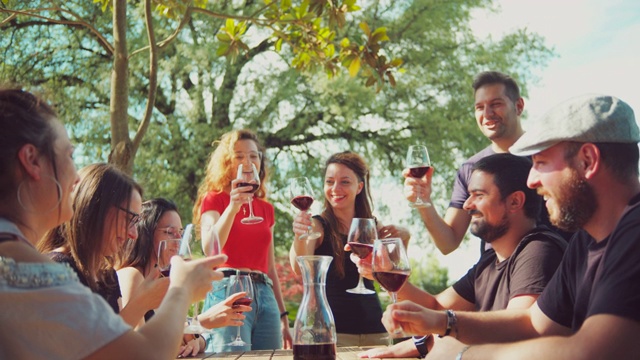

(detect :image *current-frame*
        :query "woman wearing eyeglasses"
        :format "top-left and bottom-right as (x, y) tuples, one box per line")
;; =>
(117, 197), (252, 357)
(38, 163), (164, 327)
(193, 129), (292, 352)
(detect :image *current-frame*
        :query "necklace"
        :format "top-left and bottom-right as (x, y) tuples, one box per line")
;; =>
(243, 204), (247, 216)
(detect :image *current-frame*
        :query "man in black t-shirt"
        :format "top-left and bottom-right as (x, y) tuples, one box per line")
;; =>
(384, 94), (640, 360)
(357, 154), (566, 358)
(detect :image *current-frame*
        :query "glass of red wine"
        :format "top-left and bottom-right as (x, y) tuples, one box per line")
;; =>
(346, 218), (377, 295)
(226, 274), (254, 347)
(289, 177), (322, 241)
(372, 237), (411, 338)
(237, 163), (264, 225)
(406, 145), (432, 208)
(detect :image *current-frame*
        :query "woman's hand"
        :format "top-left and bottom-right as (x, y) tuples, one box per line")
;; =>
(198, 291), (250, 329)
(281, 316), (293, 349)
(378, 224), (411, 244)
(344, 248), (375, 280)
(177, 334), (204, 358)
(134, 267), (170, 310)
(292, 211), (314, 238)
(229, 178), (256, 213)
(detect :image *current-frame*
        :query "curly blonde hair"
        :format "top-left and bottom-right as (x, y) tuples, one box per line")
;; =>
(192, 129), (269, 230)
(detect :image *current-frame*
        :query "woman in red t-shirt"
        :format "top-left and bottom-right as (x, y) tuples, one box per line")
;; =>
(193, 129), (292, 352)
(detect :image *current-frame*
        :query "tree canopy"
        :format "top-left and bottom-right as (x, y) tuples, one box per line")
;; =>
(1, 0), (553, 274)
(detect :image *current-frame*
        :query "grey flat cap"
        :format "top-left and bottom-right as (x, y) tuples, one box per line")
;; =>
(510, 94), (639, 156)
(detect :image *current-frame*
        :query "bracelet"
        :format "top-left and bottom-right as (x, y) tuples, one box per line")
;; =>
(439, 309), (458, 338)
(280, 311), (289, 319)
(455, 345), (471, 360)
(412, 335), (430, 358)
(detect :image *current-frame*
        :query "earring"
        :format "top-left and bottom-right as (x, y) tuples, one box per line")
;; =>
(17, 175), (63, 213)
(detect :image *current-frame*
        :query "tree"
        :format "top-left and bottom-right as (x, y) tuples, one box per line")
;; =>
(1, 0), (553, 279)
(1, 0), (400, 174)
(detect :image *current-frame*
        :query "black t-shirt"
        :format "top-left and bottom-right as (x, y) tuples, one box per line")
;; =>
(453, 227), (566, 311)
(537, 193), (640, 330)
(313, 216), (386, 334)
(48, 251), (121, 314)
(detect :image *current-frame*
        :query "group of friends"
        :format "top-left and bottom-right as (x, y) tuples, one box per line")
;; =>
(1, 69), (639, 360)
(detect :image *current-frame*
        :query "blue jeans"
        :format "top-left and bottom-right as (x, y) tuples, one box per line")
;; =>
(203, 277), (283, 352)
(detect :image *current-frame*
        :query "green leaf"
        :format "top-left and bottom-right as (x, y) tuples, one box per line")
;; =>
(390, 58), (403, 67)
(340, 37), (350, 48)
(371, 27), (389, 43)
(275, 38), (283, 52)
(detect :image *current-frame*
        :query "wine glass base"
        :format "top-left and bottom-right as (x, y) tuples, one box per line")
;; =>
(409, 201), (432, 209)
(227, 339), (251, 347)
(241, 216), (264, 225)
(346, 287), (376, 295)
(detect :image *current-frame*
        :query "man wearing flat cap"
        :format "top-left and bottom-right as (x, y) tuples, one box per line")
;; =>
(379, 94), (640, 359)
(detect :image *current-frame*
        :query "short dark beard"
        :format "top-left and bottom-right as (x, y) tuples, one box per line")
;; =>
(470, 212), (510, 243)
(553, 169), (597, 232)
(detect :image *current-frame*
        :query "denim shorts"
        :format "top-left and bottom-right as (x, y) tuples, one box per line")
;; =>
(202, 276), (283, 352)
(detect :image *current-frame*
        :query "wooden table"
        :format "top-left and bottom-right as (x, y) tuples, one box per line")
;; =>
(177, 346), (417, 359)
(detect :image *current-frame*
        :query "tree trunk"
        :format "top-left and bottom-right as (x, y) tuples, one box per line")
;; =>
(108, 0), (132, 174)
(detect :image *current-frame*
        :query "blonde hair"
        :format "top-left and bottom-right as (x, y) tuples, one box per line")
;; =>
(192, 129), (268, 230)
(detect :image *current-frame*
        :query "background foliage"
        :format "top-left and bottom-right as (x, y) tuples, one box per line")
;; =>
(1, 0), (553, 300)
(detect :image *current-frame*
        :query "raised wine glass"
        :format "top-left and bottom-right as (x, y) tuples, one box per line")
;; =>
(226, 274), (255, 347)
(346, 218), (377, 295)
(158, 225), (209, 334)
(372, 237), (411, 338)
(289, 177), (322, 241)
(237, 163), (264, 225)
(406, 145), (432, 208)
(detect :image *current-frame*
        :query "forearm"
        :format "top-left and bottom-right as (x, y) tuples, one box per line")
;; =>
(289, 237), (316, 275)
(214, 207), (238, 248)
(119, 299), (150, 327)
(418, 206), (467, 255)
(136, 287), (191, 355)
(455, 309), (539, 344)
(397, 283), (440, 310)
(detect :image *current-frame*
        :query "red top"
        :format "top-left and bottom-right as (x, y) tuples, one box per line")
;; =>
(201, 191), (274, 273)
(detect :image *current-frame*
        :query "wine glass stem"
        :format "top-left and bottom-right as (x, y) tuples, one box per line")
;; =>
(247, 196), (255, 217)
(356, 275), (366, 289)
(390, 291), (398, 304)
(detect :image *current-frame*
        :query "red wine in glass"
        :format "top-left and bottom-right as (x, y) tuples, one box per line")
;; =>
(347, 242), (373, 259)
(291, 195), (314, 211)
(409, 166), (430, 178)
(293, 343), (337, 360)
(160, 267), (171, 277)
(232, 297), (253, 308)
(373, 270), (410, 292)
(237, 182), (259, 193)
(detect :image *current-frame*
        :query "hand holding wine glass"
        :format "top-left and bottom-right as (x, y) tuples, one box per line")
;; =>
(372, 238), (411, 338)
(405, 145), (432, 208)
(290, 177), (321, 241)
(346, 218), (377, 295)
(226, 274), (255, 347)
(237, 163), (264, 225)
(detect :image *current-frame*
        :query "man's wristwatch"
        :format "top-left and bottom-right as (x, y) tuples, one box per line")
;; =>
(412, 335), (430, 358)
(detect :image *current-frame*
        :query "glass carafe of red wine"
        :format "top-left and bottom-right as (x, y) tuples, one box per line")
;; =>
(293, 256), (337, 360)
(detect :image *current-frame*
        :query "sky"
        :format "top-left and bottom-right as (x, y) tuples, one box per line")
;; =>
(412, 0), (640, 281)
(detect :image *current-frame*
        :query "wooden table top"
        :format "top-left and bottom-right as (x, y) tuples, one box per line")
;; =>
(177, 346), (417, 360)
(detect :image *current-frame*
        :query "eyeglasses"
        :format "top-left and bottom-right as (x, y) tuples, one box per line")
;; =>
(156, 226), (184, 239)
(117, 206), (140, 228)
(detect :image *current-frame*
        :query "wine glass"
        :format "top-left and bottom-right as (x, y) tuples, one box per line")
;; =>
(237, 163), (264, 225)
(226, 274), (254, 347)
(406, 145), (432, 208)
(158, 225), (209, 334)
(346, 218), (377, 295)
(289, 177), (322, 241)
(372, 238), (411, 338)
